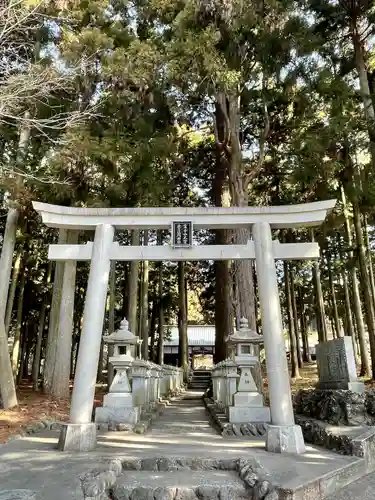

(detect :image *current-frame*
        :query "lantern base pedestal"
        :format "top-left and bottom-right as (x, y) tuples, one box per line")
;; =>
(95, 406), (140, 425)
(103, 392), (133, 407)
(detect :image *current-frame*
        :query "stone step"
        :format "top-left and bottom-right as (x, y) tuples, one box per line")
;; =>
(111, 470), (250, 499)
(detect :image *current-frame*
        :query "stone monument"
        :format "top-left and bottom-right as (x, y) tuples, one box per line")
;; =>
(316, 336), (364, 393)
(95, 318), (142, 425)
(228, 318), (271, 423)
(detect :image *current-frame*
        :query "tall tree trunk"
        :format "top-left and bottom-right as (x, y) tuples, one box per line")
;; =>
(128, 230), (140, 334)
(5, 247), (22, 335)
(0, 208), (19, 408)
(298, 288), (312, 363)
(50, 231), (78, 399)
(149, 300), (158, 362)
(353, 200), (375, 377)
(178, 262), (188, 378)
(253, 264), (259, 333)
(0, 212), (18, 320)
(157, 303), (165, 365)
(157, 231), (164, 366)
(213, 101), (233, 363)
(327, 254), (343, 338)
(121, 264), (129, 319)
(32, 299), (47, 390)
(363, 215), (375, 306)
(43, 229), (68, 393)
(311, 231), (328, 343)
(184, 271), (189, 367)
(342, 269), (359, 359)
(107, 260), (116, 388)
(17, 321), (28, 385)
(140, 231), (149, 360)
(352, 28), (375, 170)
(341, 175), (371, 376)
(0, 113), (31, 405)
(339, 252), (359, 359)
(214, 241), (232, 363)
(32, 262), (52, 390)
(284, 262), (300, 378)
(352, 269), (370, 376)
(290, 266), (303, 368)
(341, 267), (355, 337)
(220, 93), (256, 331)
(12, 268), (25, 375)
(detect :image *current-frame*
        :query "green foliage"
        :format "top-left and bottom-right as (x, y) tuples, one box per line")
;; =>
(3, 0), (375, 371)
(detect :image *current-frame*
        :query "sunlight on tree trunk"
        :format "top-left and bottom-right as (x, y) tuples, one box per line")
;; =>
(11, 269), (25, 375)
(43, 229), (67, 393)
(50, 230), (78, 399)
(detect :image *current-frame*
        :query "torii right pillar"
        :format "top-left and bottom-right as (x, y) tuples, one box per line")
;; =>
(253, 222), (305, 454)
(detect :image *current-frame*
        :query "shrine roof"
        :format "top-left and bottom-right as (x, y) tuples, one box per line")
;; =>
(164, 325), (216, 346)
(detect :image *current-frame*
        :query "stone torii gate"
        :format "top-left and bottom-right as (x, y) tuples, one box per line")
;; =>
(33, 200), (335, 453)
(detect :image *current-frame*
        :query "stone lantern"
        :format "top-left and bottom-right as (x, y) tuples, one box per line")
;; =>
(95, 318), (142, 425)
(227, 318), (270, 423)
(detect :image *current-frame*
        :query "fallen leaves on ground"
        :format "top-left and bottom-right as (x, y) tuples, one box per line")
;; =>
(0, 382), (106, 444)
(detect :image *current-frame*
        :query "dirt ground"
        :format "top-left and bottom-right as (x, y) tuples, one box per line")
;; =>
(0, 382), (106, 444)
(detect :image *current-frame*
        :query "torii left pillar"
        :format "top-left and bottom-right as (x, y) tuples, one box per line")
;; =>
(58, 224), (114, 451)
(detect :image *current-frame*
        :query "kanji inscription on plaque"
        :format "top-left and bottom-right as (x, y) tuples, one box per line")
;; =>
(172, 221), (193, 248)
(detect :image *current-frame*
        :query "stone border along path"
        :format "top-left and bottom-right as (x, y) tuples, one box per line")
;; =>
(81, 457), (279, 500)
(203, 396), (268, 438)
(0, 390), (372, 500)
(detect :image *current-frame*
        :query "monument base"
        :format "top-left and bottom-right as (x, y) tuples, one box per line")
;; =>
(317, 381), (365, 393)
(57, 423), (96, 452)
(266, 424), (305, 454)
(229, 405), (271, 423)
(95, 406), (140, 424)
(233, 392), (263, 406)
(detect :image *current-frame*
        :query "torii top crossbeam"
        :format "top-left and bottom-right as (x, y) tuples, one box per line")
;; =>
(32, 199), (336, 230)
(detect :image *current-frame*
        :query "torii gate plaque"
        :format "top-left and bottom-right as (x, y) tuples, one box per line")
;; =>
(33, 200), (335, 453)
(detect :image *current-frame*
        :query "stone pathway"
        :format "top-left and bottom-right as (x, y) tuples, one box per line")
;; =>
(0, 391), (369, 499)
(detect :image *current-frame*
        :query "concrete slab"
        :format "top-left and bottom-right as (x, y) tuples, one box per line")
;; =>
(240, 443), (365, 499)
(326, 471), (375, 500)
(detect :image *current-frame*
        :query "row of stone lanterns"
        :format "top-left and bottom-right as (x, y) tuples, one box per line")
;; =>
(212, 318), (270, 424)
(95, 318), (184, 427)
